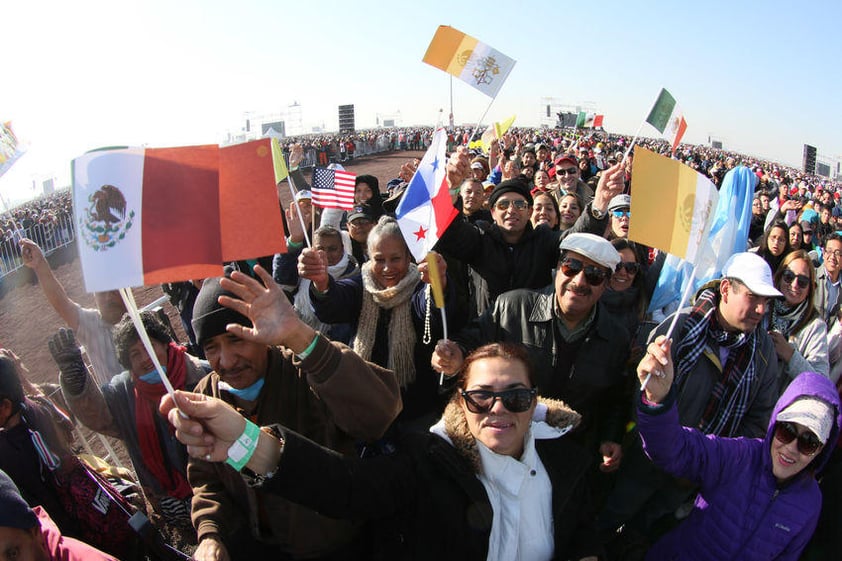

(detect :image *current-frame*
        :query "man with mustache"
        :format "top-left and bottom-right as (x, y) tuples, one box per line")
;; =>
(433, 233), (631, 474)
(600, 252), (782, 547)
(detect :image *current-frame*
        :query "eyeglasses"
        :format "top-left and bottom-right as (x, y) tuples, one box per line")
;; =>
(612, 210), (631, 219)
(555, 167), (578, 177)
(615, 261), (641, 274)
(461, 388), (537, 414)
(774, 421), (822, 456)
(349, 218), (373, 227)
(494, 199), (530, 211)
(782, 269), (810, 290)
(803, 230), (813, 235)
(560, 257), (611, 285)
(826, 249), (842, 259)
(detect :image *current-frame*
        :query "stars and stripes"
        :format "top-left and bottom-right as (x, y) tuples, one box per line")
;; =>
(311, 168), (356, 210)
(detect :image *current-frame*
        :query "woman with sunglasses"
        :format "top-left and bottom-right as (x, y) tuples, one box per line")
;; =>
(601, 239), (649, 342)
(161, 343), (602, 561)
(637, 337), (840, 561)
(766, 251), (830, 393)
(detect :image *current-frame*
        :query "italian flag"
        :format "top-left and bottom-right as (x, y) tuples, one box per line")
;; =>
(646, 88), (687, 153)
(73, 138), (287, 292)
(627, 147), (718, 265)
(422, 25), (516, 98)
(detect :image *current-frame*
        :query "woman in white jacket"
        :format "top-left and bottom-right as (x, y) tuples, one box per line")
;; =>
(767, 250), (830, 394)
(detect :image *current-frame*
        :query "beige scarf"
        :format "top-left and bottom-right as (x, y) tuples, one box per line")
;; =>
(354, 262), (421, 387)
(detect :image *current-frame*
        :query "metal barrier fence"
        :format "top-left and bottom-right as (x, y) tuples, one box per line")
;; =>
(0, 214), (76, 278)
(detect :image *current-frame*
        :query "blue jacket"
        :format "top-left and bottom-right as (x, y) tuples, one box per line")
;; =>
(639, 372), (841, 560)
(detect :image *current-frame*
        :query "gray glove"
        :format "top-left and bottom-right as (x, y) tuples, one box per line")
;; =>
(49, 328), (88, 395)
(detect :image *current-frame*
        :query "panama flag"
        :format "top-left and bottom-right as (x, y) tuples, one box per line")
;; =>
(646, 88), (687, 153)
(627, 147), (718, 266)
(73, 139), (286, 292)
(423, 26), (516, 98)
(396, 129), (458, 261)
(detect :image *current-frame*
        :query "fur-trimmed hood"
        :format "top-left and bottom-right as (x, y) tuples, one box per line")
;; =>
(429, 397), (581, 473)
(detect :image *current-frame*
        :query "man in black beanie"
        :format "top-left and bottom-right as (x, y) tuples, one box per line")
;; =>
(186, 265), (400, 561)
(434, 154), (626, 317)
(0, 469), (116, 561)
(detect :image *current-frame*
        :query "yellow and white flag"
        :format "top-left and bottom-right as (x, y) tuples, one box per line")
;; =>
(628, 147), (718, 265)
(473, 115), (516, 154)
(423, 26), (516, 98)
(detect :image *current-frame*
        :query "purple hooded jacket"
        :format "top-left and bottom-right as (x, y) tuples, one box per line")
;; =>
(639, 371), (841, 561)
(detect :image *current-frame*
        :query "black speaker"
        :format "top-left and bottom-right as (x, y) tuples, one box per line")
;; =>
(338, 105), (355, 133)
(803, 144), (817, 174)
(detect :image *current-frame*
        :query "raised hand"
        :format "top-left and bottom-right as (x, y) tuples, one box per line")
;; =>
(19, 238), (47, 271)
(445, 146), (470, 197)
(297, 247), (330, 292)
(288, 143), (304, 169)
(637, 335), (673, 404)
(218, 265), (314, 351)
(593, 163), (626, 212)
(48, 328), (84, 372)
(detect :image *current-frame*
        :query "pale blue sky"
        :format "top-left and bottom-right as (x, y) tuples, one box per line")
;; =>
(2, 0), (840, 204)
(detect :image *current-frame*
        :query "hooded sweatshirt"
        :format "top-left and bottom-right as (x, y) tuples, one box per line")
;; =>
(638, 371), (841, 561)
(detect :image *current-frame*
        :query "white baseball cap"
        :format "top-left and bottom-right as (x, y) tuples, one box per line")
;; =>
(721, 253), (782, 297)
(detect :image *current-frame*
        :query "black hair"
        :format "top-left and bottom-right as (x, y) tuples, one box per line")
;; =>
(113, 311), (173, 369)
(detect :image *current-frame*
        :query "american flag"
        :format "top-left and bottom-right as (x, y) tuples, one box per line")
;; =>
(311, 168), (356, 210)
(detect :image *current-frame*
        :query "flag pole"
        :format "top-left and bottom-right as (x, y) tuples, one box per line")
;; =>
(468, 97), (497, 149)
(620, 121), (646, 166)
(286, 179), (312, 248)
(118, 287), (186, 416)
(639, 262), (698, 392)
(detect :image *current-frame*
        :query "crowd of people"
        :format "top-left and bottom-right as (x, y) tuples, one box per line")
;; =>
(2, 125), (842, 561)
(0, 190), (74, 276)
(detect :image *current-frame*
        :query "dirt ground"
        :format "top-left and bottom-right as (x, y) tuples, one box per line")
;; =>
(0, 149), (424, 387)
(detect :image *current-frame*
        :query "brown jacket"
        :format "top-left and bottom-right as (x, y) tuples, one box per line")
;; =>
(189, 334), (401, 558)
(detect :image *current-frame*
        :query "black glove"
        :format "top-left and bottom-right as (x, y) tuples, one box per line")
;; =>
(49, 328), (88, 395)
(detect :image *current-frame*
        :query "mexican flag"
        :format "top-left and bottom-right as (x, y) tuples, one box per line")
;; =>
(646, 88), (687, 153)
(73, 138), (287, 292)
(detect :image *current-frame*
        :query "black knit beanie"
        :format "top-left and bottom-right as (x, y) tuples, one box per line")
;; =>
(0, 470), (38, 530)
(488, 179), (533, 207)
(191, 275), (252, 347)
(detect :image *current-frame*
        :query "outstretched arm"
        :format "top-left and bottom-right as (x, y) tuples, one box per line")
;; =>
(20, 238), (80, 329)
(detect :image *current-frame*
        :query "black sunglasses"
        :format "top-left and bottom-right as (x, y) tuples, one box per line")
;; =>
(560, 257), (611, 286)
(555, 167), (578, 176)
(774, 421), (822, 456)
(461, 388), (537, 414)
(616, 261), (641, 274)
(782, 269), (810, 290)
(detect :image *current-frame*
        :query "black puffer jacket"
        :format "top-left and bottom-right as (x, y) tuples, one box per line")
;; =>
(266, 398), (603, 561)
